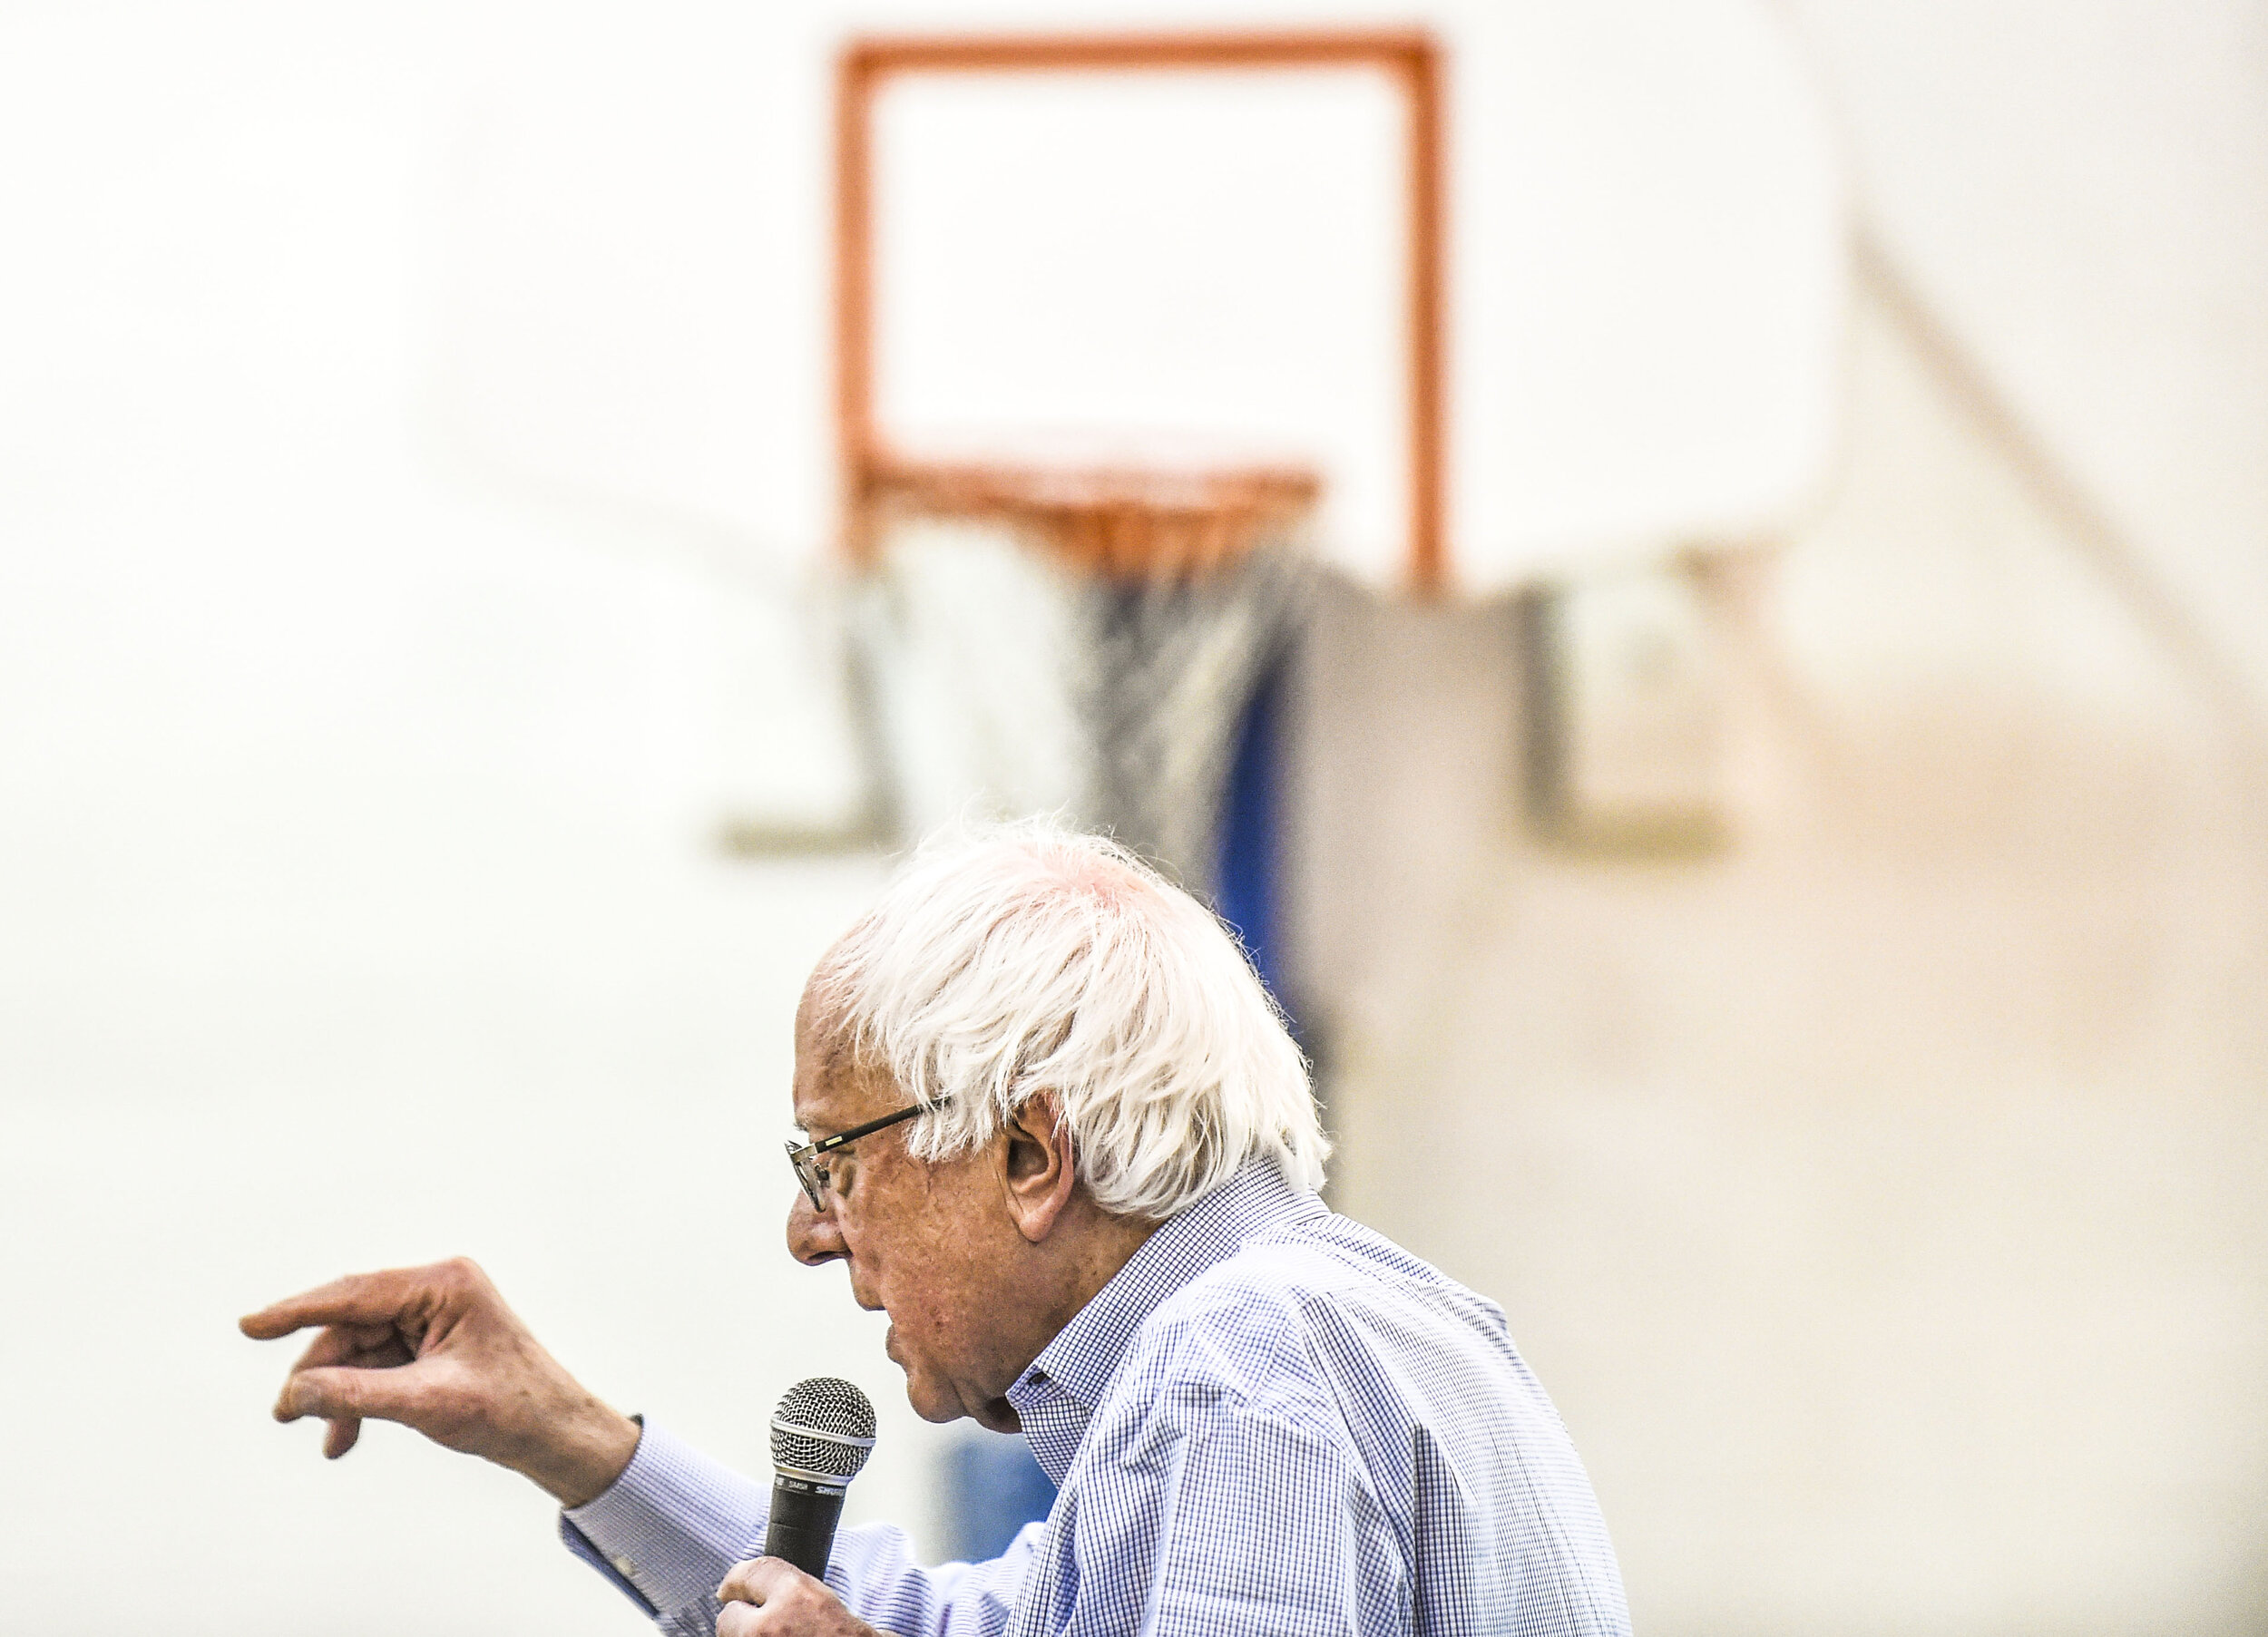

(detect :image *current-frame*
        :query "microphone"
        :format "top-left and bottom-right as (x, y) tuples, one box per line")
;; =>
(762, 1377), (877, 1580)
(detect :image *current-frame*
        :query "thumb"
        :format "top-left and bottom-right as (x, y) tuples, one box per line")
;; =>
(277, 1362), (428, 1429)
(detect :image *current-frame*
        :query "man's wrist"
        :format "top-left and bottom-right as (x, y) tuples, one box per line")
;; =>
(533, 1403), (644, 1508)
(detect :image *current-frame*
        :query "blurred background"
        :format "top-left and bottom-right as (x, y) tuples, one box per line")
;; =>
(3, 0), (2263, 1632)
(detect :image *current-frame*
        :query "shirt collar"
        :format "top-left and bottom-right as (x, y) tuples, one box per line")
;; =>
(1006, 1161), (1326, 1481)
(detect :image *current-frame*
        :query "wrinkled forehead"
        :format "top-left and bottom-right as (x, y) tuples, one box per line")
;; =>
(791, 980), (894, 1131)
(794, 973), (862, 1070)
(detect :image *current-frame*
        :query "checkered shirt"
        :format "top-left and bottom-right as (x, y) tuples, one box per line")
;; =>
(563, 1162), (1630, 1636)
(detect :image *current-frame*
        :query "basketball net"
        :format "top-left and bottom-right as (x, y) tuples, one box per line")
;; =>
(849, 459), (1316, 893)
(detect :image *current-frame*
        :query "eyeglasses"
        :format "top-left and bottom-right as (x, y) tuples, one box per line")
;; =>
(784, 1096), (948, 1211)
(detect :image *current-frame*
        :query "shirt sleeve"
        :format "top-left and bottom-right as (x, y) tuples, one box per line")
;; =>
(561, 1420), (769, 1636)
(561, 1420), (1041, 1637)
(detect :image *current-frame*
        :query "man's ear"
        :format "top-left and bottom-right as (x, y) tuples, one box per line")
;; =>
(1000, 1092), (1078, 1244)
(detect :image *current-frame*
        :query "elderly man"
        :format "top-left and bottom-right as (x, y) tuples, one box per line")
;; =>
(244, 823), (1630, 1635)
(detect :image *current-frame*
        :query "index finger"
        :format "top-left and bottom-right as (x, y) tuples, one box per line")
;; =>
(238, 1267), (427, 1340)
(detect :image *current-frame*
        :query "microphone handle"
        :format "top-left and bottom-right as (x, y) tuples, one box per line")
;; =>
(765, 1473), (847, 1579)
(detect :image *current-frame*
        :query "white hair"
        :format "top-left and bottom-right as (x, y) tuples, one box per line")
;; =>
(807, 818), (1328, 1219)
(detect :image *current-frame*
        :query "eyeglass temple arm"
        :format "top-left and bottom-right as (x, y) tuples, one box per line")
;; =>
(807, 1096), (948, 1155)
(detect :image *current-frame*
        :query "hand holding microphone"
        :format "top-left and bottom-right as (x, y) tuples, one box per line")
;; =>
(715, 1378), (885, 1637)
(716, 1555), (885, 1637)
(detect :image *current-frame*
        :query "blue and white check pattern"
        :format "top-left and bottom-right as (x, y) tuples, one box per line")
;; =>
(564, 1163), (1630, 1636)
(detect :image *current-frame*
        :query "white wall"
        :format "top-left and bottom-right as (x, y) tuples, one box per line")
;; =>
(1791, 0), (2268, 708)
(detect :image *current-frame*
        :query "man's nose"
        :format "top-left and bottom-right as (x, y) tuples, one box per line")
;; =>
(787, 1192), (847, 1266)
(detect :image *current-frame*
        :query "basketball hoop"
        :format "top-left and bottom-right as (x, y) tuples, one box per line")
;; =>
(854, 453), (1321, 585)
(818, 28), (1444, 894)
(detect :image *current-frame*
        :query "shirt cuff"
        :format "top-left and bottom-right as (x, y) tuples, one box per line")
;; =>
(561, 1419), (772, 1629)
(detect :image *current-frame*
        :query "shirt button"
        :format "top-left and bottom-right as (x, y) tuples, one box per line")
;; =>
(611, 1554), (637, 1579)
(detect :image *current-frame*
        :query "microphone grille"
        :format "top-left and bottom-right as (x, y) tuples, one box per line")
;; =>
(771, 1377), (877, 1481)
